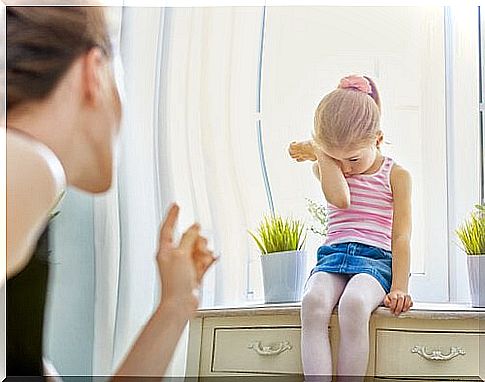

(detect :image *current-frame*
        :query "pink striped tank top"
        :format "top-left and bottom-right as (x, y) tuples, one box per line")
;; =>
(324, 156), (394, 251)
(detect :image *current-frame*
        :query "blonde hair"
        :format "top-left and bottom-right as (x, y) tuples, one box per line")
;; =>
(313, 76), (381, 150)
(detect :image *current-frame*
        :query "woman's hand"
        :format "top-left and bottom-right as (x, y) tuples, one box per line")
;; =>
(193, 236), (218, 285)
(288, 140), (318, 162)
(384, 289), (413, 316)
(114, 203), (217, 377)
(156, 204), (216, 317)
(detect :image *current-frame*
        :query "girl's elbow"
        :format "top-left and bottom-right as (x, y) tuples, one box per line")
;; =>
(332, 197), (350, 209)
(338, 200), (351, 209)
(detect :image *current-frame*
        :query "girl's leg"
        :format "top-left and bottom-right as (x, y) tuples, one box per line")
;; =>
(336, 273), (386, 381)
(301, 271), (350, 381)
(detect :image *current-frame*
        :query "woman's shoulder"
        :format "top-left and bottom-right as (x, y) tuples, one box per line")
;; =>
(6, 130), (66, 279)
(7, 131), (66, 191)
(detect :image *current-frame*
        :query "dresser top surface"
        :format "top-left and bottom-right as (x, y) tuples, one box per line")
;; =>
(196, 302), (485, 320)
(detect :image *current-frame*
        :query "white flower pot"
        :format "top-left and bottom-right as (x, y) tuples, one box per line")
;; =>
(260, 250), (306, 303)
(467, 255), (485, 308)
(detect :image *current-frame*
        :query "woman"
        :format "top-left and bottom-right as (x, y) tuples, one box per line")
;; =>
(6, 6), (216, 377)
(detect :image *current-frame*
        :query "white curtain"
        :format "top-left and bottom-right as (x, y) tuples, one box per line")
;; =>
(159, 7), (266, 309)
(92, 6), (166, 375)
(112, 6), (165, 370)
(156, 7), (268, 376)
(92, 6), (124, 376)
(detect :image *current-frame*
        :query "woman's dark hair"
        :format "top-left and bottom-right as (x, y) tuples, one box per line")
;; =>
(7, 6), (112, 110)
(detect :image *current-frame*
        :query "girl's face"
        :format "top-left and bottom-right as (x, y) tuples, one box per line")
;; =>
(322, 138), (382, 177)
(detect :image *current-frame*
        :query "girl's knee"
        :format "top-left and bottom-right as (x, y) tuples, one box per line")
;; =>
(301, 289), (335, 323)
(338, 291), (371, 317)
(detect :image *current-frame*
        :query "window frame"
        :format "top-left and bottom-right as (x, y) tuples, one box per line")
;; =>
(443, 6), (481, 303)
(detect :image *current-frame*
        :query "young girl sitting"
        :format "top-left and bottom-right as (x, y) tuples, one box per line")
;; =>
(289, 75), (413, 381)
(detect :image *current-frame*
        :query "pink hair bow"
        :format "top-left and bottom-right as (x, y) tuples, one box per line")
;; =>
(338, 75), (372, 94)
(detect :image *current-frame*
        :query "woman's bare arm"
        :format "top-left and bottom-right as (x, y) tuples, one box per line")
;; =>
(6, 132), (65, 280)
(113, 298), (195, 378)
(113, 205), (216, 378)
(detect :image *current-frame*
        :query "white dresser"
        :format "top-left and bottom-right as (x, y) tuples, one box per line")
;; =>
(186, 303), (485, 380)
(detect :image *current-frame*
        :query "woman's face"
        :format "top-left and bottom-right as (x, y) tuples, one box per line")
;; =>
(92, 70), (122, 192)
(74, 53), (122, 193)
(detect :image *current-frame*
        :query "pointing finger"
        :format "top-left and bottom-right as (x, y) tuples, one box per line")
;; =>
(159, 203), (179, 249)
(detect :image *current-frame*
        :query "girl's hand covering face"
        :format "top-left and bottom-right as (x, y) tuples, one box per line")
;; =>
(288, 140), (318, 162)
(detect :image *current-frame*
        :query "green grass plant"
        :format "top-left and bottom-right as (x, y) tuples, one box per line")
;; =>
(456, 204), (485, 255)
(249, 215), (306, 255)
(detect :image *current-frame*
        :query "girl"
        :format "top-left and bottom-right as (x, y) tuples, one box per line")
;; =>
(288, 75), (413, 381)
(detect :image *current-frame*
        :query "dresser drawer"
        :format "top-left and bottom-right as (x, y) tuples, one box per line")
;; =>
(375, 330), (481, 378)
(212, 327), (302, 374)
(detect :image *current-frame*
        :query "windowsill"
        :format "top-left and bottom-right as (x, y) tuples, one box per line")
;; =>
(195, 302), (485, 320)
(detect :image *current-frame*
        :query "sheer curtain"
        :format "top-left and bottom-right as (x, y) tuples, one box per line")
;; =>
(92, 7), (124, 375)
(92, 7), (166, 374)
(158, 7), (266, 308)
(93, 6), (260, 377)
(97, 7), (263, 376)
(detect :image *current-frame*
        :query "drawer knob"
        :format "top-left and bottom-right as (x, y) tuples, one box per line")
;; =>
(410, 345), (466, 361)
(247, 341), (292, 356)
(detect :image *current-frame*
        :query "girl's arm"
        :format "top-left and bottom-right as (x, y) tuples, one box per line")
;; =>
(288, 139), (350, 208)
(314, 148), (350, 209)
(385, 165), (413, 315)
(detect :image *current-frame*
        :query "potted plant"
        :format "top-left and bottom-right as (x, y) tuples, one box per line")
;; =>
(249, 215), (307, 303)
(456, 204), (485, 308)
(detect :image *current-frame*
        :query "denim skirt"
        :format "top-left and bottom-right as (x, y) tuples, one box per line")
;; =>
(310, 242), (393, 293)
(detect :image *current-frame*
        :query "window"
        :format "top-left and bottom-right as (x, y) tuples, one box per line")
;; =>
(258, 6), (448, 303)
(156, 6), (481, 306)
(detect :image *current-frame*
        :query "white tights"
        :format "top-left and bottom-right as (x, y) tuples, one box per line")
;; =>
(300, 272), (386, 382)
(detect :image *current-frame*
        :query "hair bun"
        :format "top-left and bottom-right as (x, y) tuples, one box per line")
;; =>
(338, 75), (372, 94)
